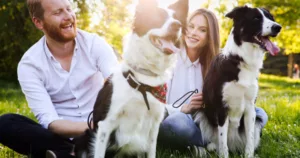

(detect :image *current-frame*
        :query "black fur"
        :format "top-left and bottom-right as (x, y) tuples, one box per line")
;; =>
(93, 77), (114, 129)
(133, 0), (168, 36)
(74, 77), (114, 157)
(202, 54), (244, 127)
(133, 0), (188, 37)
(225, 6), (263, 46)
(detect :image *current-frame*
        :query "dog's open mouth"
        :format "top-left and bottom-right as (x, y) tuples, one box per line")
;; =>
(149, 35), (180, 55)
(254, 36), (280, 56)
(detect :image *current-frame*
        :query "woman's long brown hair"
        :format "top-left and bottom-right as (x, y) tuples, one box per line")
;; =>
(185, 9), (220, 79)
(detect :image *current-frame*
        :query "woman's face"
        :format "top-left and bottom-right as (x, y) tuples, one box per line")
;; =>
(185, 14), (208, 50)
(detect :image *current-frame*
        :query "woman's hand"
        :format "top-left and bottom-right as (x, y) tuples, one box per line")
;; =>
(180, 93), (204, 114)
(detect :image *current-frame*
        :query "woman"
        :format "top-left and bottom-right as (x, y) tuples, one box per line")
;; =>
(158, 8), (268, 154)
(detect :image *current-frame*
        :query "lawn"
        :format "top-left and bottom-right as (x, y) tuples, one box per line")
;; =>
(0, 74), (299, 157)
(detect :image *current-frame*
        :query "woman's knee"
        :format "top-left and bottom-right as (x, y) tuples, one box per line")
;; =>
(161, 112), (196, 139)
(255, 107), (268, 127)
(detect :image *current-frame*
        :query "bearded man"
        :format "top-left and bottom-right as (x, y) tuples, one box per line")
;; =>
(0, 0), (118, 157)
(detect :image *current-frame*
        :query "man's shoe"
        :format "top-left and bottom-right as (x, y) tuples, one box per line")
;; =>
(46, 150), (57, 158)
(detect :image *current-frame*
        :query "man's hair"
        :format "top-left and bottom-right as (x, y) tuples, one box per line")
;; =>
(27, 0), (44, 20)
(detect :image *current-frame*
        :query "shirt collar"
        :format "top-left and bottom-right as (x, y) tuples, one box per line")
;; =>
(179, 47), (200, 68)
(43, 37), (79, 60)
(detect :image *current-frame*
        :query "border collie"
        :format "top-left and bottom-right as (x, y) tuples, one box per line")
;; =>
(194, 6), (281, 158)
(74, 0), (188, 157)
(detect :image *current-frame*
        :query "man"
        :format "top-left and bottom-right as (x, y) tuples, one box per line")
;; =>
(0, 0), (118, 157)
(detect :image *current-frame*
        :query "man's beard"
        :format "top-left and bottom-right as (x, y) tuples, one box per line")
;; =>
(43, 20), (77, 43)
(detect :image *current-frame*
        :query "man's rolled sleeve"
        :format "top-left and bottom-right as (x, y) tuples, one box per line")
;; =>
(18, 60), (61, 129)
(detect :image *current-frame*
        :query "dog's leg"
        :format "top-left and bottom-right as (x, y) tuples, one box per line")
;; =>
(147, 122), (160, 158)
(94, 118), (117, 158)
(137, 153), (146, 158)
(218, 118), (229, 158)
(244, 104), (256, 158)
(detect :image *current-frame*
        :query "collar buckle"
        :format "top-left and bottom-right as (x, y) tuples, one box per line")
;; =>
(126, 73), (141, 90)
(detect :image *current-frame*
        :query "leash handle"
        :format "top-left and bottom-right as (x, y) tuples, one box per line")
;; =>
(172, 89), (198, 108)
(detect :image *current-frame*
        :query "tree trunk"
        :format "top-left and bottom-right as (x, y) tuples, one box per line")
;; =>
(288, 53), (294, 78)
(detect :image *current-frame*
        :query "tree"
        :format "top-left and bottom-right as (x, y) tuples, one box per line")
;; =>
(0, 1), (43, 81)
(90, 0), (133, 53)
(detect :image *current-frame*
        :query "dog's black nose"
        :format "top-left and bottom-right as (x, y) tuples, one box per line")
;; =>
(170, 21), (181, 32)
(272, 25), (282, 33)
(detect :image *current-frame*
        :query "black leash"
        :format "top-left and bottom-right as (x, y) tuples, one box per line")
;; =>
(172, 89), (198, 108)
(87, 111), (93, 130)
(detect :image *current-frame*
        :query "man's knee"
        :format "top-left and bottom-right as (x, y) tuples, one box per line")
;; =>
(0, 113), (17, 127)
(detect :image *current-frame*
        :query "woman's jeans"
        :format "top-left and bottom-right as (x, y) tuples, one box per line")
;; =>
(158, 107), (268, 149)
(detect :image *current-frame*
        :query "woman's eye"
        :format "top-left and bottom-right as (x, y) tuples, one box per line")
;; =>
(188, 24), (194, 29)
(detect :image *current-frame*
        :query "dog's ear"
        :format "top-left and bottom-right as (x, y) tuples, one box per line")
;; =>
(168, 0), (189, 27)
(225, 5), (249, 19)
(136, 0), (158, 12)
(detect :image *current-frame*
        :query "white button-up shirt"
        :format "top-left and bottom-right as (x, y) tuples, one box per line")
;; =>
(166, 49), (203, 114)
(17, 29), (118, 129)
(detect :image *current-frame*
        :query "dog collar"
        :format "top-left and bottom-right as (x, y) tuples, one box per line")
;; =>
(128, 63), (158, 77)
(123, 71), (166, 110)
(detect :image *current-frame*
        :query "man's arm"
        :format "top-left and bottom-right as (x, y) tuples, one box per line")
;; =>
(18, 58), (89, 137)
(48, 120), (89, 138)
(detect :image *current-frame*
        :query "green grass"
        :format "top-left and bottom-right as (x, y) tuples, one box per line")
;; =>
(1, 74), (300, 157)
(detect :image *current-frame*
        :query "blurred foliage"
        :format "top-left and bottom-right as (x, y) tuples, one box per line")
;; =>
(0, 1), (43, 81)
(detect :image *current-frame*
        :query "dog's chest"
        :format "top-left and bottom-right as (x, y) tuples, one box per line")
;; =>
(114, 99), (164, 152)
(222, 67), (258, 126)
(111, 72), (165, 152)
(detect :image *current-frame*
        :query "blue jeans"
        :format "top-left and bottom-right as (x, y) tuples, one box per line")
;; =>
(158, 107), (268, 148)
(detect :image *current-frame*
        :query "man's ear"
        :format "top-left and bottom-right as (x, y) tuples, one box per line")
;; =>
(225, 5), (248, 19)
(32, 17), (43, 30)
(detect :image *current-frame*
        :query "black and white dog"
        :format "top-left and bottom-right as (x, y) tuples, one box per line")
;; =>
(194, 6), (281, 158)
(74, 0), (188, 157)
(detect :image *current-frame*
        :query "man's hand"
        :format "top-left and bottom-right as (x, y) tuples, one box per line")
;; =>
(181, 93), (204, 114)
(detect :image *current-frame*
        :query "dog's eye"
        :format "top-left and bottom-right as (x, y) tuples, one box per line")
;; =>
(253, 16), (261, 21)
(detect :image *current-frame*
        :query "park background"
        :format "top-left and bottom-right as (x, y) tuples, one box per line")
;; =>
(0, 0), (299, 157)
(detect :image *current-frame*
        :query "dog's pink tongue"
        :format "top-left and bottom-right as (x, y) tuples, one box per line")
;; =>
(159, 39), (179, 54)
(262, 37), (280, 56)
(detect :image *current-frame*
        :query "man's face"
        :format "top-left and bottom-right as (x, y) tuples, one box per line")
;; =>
(40, 0), (77, 42)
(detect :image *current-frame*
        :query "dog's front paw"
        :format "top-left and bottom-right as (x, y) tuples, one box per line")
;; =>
(218, 145), (229, 158)
(245, 147), (254, 158)
(206, 143), (217, 151)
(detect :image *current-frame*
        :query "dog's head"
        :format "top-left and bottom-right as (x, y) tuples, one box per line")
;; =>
(123, 0), (188, 76)
(226, 6), (281, 56)
(133, 0), (188, 55)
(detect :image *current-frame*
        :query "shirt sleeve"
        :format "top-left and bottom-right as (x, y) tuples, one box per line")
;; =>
(165, 76), (183, 114)
(91, 35), (119, 79)
(18, 60), (61, 129)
